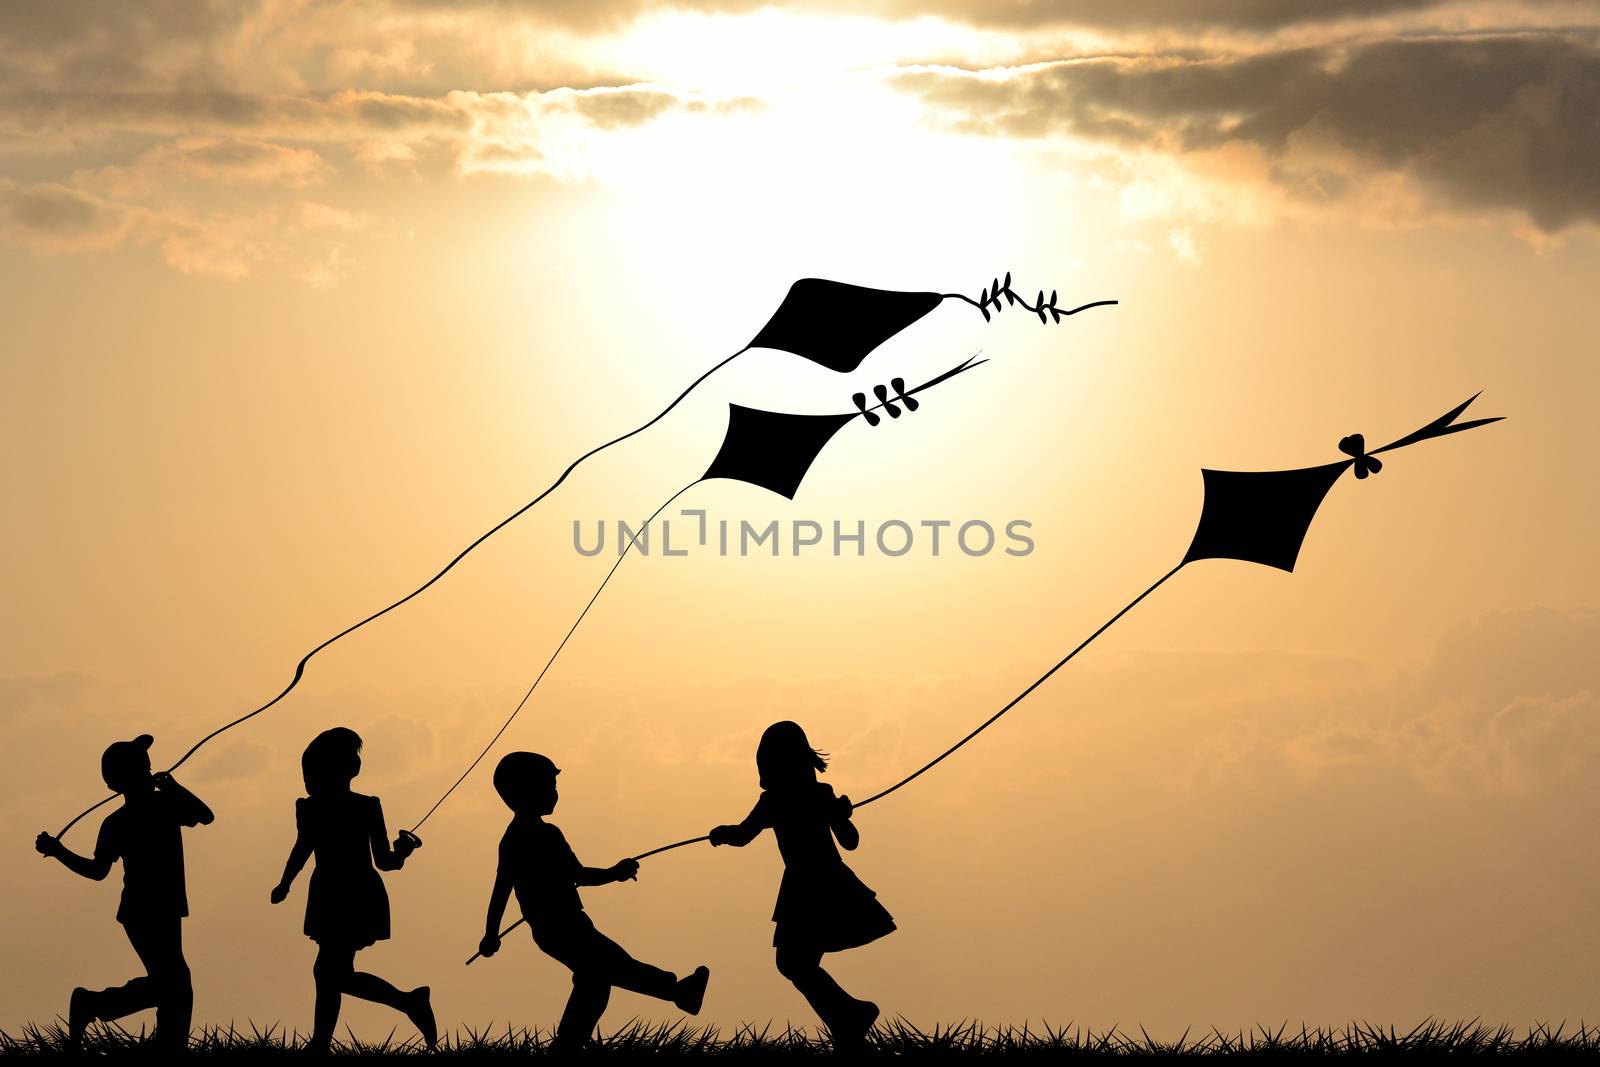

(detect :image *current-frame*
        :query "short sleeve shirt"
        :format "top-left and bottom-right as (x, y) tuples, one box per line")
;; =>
(94, 792), (189, 923)
(497, 816), (583, 924)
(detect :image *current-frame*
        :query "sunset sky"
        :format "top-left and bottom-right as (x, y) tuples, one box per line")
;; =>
(3, 0), (1599, 1041)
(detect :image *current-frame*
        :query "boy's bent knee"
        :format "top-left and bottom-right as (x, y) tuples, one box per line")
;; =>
(571, 972), (608, 993)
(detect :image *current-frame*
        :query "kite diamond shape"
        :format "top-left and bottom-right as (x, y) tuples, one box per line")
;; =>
(1181, 464), (1347, 572)
(701, 405), (856, 500)
(747, 278), (944, 373)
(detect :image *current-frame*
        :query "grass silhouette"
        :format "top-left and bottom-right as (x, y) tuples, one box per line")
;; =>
(5, 1018), (1600, 1057)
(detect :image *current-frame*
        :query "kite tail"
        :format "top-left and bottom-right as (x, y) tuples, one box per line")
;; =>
(409, 479), (700, 833)
(52, 352), (747, 840)
(943, 271), (1118, 325)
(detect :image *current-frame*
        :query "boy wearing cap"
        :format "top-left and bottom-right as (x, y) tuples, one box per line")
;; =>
(478, 751), (709, 1052)
(35, 734), (214, 1051)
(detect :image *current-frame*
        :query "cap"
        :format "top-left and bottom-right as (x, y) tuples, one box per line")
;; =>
(101, 734), (155, 791)
(493, 751), (559, 806)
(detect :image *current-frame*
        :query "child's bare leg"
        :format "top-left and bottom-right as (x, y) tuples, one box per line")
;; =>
(560, 921), (679, 1001)
(125, 917), (192, 1049)
(88, 976), (156, 1024)
(776, 946), (847, 1022)
(775, 944), (874, 1041)
(311, 944), (356, 1048)
(591, 946), (678, 1001)
(345, 969), (406, 1009)
(552, 976), (610, 1052)
(345, 965), (437, 1048)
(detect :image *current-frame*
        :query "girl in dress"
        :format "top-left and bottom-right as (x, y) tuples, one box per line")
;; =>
(270, 727), (436, 1052)
(709, 721), (893, 1046)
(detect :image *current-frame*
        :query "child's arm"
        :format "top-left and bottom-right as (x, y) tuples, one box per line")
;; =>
(153, 772), (214, 827)
(708, 798), (769, 848)
(33, 829), (114, 881)
(270, 809), (313, 904)
(576, 858), (639, 885)
(829, 791), (859, 851)
(367, 798), (418, 872)
(479, 869), (513, 959)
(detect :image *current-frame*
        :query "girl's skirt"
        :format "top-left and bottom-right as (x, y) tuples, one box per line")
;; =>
(772, 861), (895, 952)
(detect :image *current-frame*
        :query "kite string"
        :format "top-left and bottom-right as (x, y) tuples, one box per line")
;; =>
(465, 559), (1184, 964)
(654, 561), (1184, 852)
(53, 350), (747, 840)
(410, 479), (700, 834)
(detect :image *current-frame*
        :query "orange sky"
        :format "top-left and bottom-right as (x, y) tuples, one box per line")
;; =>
(3, 0), (1599, 1042)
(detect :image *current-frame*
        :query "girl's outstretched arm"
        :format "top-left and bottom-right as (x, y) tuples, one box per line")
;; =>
(709, 797), (769, 848)
(271, 802), (313, 903)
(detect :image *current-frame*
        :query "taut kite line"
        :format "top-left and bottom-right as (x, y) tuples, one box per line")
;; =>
(468, 390), (1502, 962)
(409, 352), (991, 833)
(52, 274), (1116, 840)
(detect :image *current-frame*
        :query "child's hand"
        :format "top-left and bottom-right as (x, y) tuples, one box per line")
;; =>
(708, 825), (733, 847)
(34, 831), (62, 858)
(394, 831), (421, 859)
(478, 933), (501, 959)
(270, 882), (290, 905)
(151, 771), (173, 790)
(835, 794), (854, 816)
(611, 858), (639, 882)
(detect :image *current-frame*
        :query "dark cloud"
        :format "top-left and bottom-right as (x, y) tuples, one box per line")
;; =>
(0, 181), (132, 248)
(390, 0), (1482, 32)
(565, 89), (680, 129)
(561, 89), (765, 128)
(898, 0), (1440, 29)
(0, 89), (475, 142)
(0, 1), (248, 92)
(901, 34), (1600, 230)
(0, 0), (238, 49)
(5, 0), (1560, 80)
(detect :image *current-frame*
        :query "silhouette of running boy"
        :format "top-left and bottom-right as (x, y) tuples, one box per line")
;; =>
(478, 752), (709, 1051)
(34, 734), (214, 1052)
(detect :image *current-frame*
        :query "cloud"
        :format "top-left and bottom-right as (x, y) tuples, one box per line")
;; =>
(80, 137), (332, 199)
(446, 85), (765, 177)
(0, 180), (138, 252)
(0, 79), (754, 280)
(900, 33), (1600, 231)
(383, 0), (1535, 33)
(157, 137), (330, 186)
(0, 178), (344, 282)
(0, 89), (474, 145)
(4, 3), (1597, 289)
(193, 737), (273, 783)
(1167, 225), (1202, 263)
(1173, 607), (1600, 797)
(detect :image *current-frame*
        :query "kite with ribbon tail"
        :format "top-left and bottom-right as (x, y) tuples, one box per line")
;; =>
(466, 391), (1501, 963)
(49, 273), (1115, 841)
